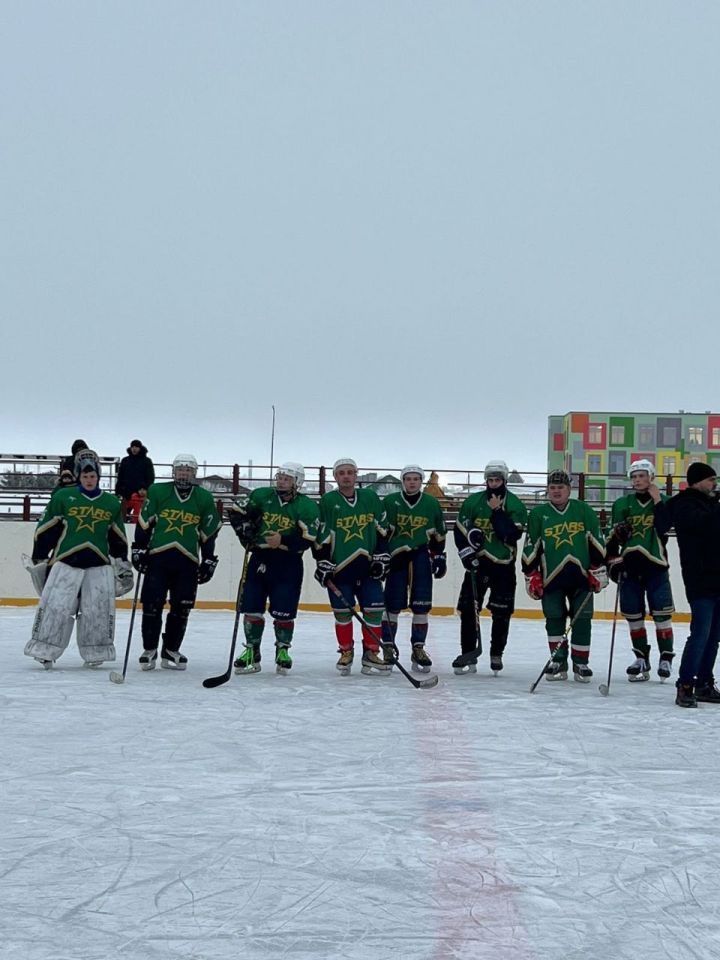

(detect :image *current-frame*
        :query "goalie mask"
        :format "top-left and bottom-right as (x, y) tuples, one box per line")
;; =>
(276, 461), (305, 492)
(173, 453), (198, 492)
(74, 448), (101, 479)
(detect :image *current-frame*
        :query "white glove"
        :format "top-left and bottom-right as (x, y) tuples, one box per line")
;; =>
(113, 558), (134, 597)
(22, 554), (48, 597)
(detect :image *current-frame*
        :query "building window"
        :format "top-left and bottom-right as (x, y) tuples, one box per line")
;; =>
(588, 424), (603, 445)
(688, 426), (704, 446)
(662, 457), (676, 477)
(713, 427), (720, 447)
(587, 454), (601, 472)
(638, 426), (654, 447)
(610, 425), (625, 444)
(609, 452), (626, 475)
(661, 426), (678, 447)
(585, 487), (601, 503)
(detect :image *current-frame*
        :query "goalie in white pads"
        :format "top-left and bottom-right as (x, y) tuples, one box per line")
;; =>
(24, 449), (131, 669)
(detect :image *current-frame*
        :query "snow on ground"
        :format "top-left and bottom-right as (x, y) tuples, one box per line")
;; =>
(1, 607), (718, 960)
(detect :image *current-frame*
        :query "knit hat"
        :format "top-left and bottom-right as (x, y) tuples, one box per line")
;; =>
(687, 462), (717, 485)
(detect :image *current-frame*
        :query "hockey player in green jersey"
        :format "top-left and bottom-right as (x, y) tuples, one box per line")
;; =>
(452, 461), (528, 674)
(606, 459), (675, 682)
(132, 454), (221, 671)
(381, 465), (447, 672)
(314, 457), (392, 675)
(228, 462), (319, 675)
(522, 469), (607, 682)
(25, 449), (130, 669)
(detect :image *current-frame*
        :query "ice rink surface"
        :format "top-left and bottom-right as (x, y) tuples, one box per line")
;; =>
(1, 606), (719, 960)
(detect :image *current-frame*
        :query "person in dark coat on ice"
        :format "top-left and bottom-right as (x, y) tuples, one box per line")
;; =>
(115, 440), (155, 521)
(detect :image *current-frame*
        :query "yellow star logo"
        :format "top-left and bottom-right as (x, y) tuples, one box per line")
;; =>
(75, 515), (101, 534)
(548, 521), (578, 549)
(165, 517), (193, 536)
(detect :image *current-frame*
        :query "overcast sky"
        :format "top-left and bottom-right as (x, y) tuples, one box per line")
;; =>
(2, 2), (719, 477)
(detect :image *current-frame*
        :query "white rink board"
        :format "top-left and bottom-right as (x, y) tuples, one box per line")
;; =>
(1, 607), (718, 960)
(0, 520), (693, 616)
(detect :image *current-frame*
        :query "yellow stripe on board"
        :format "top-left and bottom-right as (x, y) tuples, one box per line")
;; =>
(0, 596), (693, 622)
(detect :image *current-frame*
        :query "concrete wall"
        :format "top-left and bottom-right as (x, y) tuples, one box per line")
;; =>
(1, 521), (692, 619)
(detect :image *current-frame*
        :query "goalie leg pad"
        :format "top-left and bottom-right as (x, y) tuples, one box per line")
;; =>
(24, 562), (82, 662)
(76, 566), (117, 663)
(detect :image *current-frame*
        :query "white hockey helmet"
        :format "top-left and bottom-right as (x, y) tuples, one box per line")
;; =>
(276, 461), (305, 490)
(484, 460), (509, 481)
(74, 448), (101, 478)
(333, 457), (357, 474)
(173, 453), (198, 478)
(401, 463), (424, 483)
(628, 459), (655, 481)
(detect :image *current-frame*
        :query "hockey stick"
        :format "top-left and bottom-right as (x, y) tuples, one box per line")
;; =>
(528, 589), (594, 693)
(598, 576), (622, 697)
(326, 579), (438, 689)
(109, 571), (144, 685)
(202, 548), (250, 689)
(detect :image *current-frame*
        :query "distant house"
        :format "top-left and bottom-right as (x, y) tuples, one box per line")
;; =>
(358, 473), (402, 497)
(199, 475), (242, 495)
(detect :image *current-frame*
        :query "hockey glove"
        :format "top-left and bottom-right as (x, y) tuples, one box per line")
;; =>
(369, 552), (390, 580)
(198, 556), (219, 584)
(588, 565), (608, 593)
(613, 520), (633, 544)
(314, 559), (335, 588)
(131, 546), (149, 573)
(113, 558), (134, 597)
(608, 557), (624, 584)
(431, 553), (447, 579)
(525, 571), (544, 600)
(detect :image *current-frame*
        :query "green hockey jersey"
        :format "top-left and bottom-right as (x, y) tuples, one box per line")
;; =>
(229, 487), (319, 553)
(523, 498), (605, 586)
(138, 482), (222, 563)
(33, 487), (127, 565)
(455, 490), (527, 565)
(316, 488), (387, 571)
(383, 491), (446, 556)
(610, 493), (669, 568)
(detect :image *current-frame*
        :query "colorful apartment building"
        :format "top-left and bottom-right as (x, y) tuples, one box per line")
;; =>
(547, 411), (720, 503)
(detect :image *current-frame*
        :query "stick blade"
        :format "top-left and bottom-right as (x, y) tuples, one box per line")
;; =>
(598, 683), (610, 696)
(417, 673), (439, 689)
(202, 672), (232, 689)
(109, 671), (125, 685)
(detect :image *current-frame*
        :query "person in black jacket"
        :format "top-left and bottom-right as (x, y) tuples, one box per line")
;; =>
(57, 439), (89, 488)
(670, 462), (720, 707)
(115, 440), (155, 521)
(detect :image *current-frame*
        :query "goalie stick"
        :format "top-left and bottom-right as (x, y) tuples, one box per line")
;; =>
(109, 572), (144, 685)
(203, 548), (250, 689)
(326, 579), (438, 689)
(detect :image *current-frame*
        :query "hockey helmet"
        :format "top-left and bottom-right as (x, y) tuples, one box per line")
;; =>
(276, 461), (305, 491)
(333, 457), (357, 474)
(484, 460), (509, 481)
(401, 464), (424, 483)
(628, 459), (655, 481)
(547, 469), (571, 487)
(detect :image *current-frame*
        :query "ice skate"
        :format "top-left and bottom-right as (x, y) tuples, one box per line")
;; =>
(336, 647), (354, 676)
(657, 655), (673, 683)
(360, 648), (392, 675)
(626, 657), (650, 682)
(34, 657), (54, 670)
(83, 660), (104, 668)
(161, 649), (187, 670)
(234, 644), (262, 675)
(410, 644), (432, 673)
(275, 644), (292, 675)
(545, 661), (568, 681)
(490, 655), (504, 675)
(139, 648), (158, 671)
(452, 650), (479, 675)
(573, 663), (593, 683)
